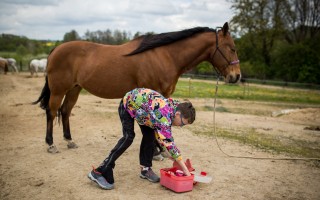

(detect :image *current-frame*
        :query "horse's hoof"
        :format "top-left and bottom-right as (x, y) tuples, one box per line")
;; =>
(47, 144), (59, 153)
(67, 141), (78, 149)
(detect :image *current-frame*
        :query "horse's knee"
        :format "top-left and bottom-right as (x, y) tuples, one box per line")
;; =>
(60, 106), (69, 117)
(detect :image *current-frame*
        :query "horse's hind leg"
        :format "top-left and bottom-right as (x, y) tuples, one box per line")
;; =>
(46, 93), (65, 153)
(60, 85), (82, 149)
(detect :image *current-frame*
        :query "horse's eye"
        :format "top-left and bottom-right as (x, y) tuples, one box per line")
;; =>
(231, 48), (236, 53)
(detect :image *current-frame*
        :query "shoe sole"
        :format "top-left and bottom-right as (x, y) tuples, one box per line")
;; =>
(139, 174), (160, 183)
(88, 172), (114, 190)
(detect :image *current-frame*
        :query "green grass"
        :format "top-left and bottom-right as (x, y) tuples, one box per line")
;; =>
(80, 89), (90, 95)
(172, 79), (320, 104)
(189, 125), (320, 158)
(177, 79), (320, 159)
(76, 78), (320, 105)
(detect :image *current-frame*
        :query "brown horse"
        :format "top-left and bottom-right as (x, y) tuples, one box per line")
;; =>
(0, 58), (9, 74)
(34, 22), (241, 153)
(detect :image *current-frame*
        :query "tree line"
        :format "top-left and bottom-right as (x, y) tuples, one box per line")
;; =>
(230, 0), (320, 84)
(62, 29), (146, 44)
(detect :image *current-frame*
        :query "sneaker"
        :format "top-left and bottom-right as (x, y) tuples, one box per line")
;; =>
(140, 167), (160, 183)
(153, 154), (164, 161)
(88, 168), (114, 190)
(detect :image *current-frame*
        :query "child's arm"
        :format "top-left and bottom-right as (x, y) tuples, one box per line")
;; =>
(175, 159), (191, 176)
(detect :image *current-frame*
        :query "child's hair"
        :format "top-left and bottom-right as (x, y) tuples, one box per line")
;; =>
(176, 101), (196, 124)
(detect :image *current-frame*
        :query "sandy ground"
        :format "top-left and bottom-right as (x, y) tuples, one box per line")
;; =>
(0, 73), (319, 200)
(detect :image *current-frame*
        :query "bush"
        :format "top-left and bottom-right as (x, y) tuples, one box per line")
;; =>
(271, 41), (320, 84)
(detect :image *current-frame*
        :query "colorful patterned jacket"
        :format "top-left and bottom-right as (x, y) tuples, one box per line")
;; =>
(123, 88), (182, 161)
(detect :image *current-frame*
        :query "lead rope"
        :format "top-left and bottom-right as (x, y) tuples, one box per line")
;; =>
(212, 75), (320, 161)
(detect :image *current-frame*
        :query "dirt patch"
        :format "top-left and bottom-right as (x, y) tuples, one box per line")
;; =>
(0, 73), (319, 200)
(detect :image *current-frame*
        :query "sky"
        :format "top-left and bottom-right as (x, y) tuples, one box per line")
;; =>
(0, 0), (234, 41)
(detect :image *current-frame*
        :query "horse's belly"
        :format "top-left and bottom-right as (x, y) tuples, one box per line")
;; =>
(79, 72), (137, 99)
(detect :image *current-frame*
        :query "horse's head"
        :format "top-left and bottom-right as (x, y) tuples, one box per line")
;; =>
(210, 22), (241, 83)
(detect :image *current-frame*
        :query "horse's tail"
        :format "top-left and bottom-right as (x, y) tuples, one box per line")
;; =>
(32, 47), (57, 109)
(32, 76), (50, 110)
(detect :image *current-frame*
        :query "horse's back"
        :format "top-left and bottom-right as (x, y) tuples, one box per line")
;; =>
(48, 40), (135, 61)
(47, 41), (133, 74)
(46, 40), (141, 98)
(30, 59), (39, 67)
(50, 41), (105, 56)
(48, 41), (101, 66)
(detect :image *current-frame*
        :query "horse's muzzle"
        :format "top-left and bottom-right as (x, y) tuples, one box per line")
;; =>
(226, 74), (241, 84)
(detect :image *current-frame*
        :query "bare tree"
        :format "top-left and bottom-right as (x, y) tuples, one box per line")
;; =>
(283, 0), (320, 43)
(230, 0), (286, 66)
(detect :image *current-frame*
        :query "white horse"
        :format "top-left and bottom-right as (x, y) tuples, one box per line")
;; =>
(7, 58), (19, 73)
(29, 58), (47, 77)
(0, 57), (18, 73)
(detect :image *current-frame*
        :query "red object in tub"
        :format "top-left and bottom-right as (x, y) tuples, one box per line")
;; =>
(172, 158), (195, 172)
(160, 167), (194, 193)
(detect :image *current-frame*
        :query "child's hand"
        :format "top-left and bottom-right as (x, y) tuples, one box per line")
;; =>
(175, 159), (191, 176)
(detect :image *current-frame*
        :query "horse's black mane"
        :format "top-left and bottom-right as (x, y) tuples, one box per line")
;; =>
(126, 27), (216, 56)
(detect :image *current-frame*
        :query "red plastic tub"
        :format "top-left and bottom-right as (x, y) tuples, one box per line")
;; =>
(160, 167), (194, 193)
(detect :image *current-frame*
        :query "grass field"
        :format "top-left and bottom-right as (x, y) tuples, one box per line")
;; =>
(188, 124), (320, 159)
(81, 78), (320, 105)
(172, 78), (320, 105)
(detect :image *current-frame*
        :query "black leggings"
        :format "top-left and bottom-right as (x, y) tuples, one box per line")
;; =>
(97, 100), (155, 183)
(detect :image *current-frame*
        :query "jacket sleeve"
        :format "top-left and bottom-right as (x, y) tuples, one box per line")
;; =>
(155, 129), (182, 161)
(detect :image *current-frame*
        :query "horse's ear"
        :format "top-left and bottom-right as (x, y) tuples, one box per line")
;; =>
(222, 22), (229, 36)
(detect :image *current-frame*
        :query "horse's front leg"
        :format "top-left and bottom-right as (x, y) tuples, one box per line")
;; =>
(61, 112), (78, 149)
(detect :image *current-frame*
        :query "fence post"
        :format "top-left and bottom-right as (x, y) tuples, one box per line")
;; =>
(20, 60), (23, 71)
(188, 77), (191, 98)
